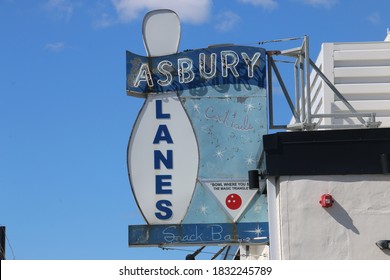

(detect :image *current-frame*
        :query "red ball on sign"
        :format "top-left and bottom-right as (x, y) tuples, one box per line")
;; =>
(225, 193), (242, 210)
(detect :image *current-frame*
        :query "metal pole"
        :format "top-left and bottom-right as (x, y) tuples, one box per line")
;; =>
(269, 58), (300, 123)
(300, 53), (306, 123)
(267, 53), (275, 129)
(294, 59), (301, 122)
(211, 246), (228, 260)
(304, 35), (312, 125)
(0, 226), (5, 260)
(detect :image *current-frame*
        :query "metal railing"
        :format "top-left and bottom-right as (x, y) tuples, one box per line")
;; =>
(265, 36), (381, 130)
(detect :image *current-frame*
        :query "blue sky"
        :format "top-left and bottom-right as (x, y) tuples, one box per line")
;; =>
(0, 0), (389, 260)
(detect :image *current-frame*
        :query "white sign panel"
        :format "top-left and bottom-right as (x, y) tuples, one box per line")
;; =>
(128, 93), (199, 224)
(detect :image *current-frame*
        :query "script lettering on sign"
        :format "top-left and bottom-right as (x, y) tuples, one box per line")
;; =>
(128, 222), (269, 246)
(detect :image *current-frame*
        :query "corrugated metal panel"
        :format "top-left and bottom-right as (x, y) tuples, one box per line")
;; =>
(334, 49), (390, 61)
(335, 84), (390, 103)
(308, 49), (326, 125)
(335, 83), (390, 95)
(332, 42), (388, 50)
(332, 42), (390, 126)
(332, 101), (390, 127)
(315, 41), (390, 127)
(335, 66), (390, 79)
(334, 99), (390, 110)
(289, 41), (390, 128)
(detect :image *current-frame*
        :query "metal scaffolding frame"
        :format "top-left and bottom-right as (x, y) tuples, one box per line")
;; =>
(266, 35), (381, 130)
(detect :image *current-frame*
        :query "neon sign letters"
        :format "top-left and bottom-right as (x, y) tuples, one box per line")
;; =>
(132, 51), (262, 88)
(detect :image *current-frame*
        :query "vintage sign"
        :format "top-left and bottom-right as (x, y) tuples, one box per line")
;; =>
(127, 46), (267, 223)
(126, 9), (269, 245)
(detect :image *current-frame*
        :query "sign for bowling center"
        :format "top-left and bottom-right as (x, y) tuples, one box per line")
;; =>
(127, 10), (269, 246)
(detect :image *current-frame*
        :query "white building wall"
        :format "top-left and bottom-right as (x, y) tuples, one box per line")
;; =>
(272, 175), (390, 259)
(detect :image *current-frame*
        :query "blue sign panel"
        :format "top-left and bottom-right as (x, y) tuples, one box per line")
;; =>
(129, 222), (269, 246)
(126, 46), (266, 96)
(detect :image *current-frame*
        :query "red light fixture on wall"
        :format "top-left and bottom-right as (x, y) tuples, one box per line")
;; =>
(319, 194), (333, 208)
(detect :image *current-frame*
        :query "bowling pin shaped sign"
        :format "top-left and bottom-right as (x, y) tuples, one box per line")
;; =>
(127, 10), (199, 225)
(127, 9), (268, 226)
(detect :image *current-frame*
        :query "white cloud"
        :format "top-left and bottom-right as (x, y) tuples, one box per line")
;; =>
(45, 42), (66, 52)
(215, 11), (240, 32)
(44, 0), (75, 21)
(89, 2), (118, 29)
(300, 0), (338, 8)
(112, 0), (212, 24)
(238, 0), (278, 10)
(367, 12), (381, 25)
(93, 12), (116, 28)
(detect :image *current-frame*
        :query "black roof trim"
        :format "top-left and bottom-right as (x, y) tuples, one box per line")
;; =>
(263, 128), (390, 176)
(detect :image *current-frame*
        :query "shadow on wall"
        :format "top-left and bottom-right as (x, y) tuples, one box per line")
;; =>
(325, 199), (360, 234)
(325, 199), (390, 257)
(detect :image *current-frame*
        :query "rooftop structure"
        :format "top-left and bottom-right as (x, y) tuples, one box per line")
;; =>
(264, 32), (390, 259)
